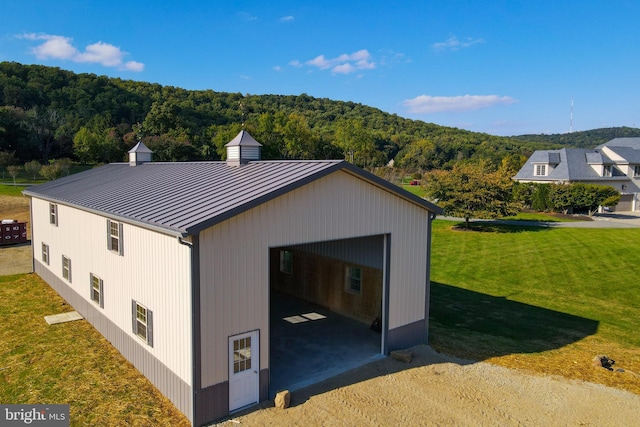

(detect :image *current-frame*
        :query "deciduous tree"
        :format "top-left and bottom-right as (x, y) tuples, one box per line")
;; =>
(424, 160), (521, 228)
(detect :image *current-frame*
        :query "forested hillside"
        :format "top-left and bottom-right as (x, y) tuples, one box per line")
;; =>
(513, 127), (640, 148)
(0, 61), (626, 173)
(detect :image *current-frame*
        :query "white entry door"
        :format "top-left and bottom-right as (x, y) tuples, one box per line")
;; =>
(229, 330), (260, 412)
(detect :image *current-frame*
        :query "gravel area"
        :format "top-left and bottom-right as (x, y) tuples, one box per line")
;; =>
(215, 345), (640, 426)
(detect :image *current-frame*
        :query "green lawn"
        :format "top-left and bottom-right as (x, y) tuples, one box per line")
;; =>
(0, 183), (27, 197)
(430, 220), (640, 347)
(0, 274), (189, 426)
(429, 220), (640, 394)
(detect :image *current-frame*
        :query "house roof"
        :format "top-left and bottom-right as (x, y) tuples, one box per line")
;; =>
(24, 160), (442, 237)
(595, 137), (640, 150)
(513, 147), (627, 182)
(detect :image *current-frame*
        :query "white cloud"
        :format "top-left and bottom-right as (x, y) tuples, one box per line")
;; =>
(432, 36), (485, 51)
(298, 49), (376, 75)
(402, 95), (518, 114)
(19, 33), (144, 71)
(279, 15), (294, 22)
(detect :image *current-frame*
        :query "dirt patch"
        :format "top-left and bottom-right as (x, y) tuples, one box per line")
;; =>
(0, 195), (32, 275)
(215, 345), (640, 426)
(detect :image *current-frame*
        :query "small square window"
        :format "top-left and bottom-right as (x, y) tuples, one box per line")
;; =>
(280, 250), (292, 274)
(233, 337), (252, 374)
(634, 166), (640, 177)
(41, 243), (49, 265)
(49, 203), (58, 226)
(534, 164), (546, 176)
(346, 266), (362, 294)
(132, 300), (153, 346)
(603, 165), (612, 177)
(90, 273), (104, 308)
(62, 255), (71, 282)
(107, 219), (123, 255)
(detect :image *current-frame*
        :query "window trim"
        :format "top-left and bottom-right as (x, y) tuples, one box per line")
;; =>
(132, 300), (153, 347)
(279, 249), (293, 274)
(346, 266), (362, 295)
(49, 203), (58, 226)
(107, 219), (124, 256)
(41, 243), (49, 265)
(90, 273), (104, 308)
(62, 255), (72, 282)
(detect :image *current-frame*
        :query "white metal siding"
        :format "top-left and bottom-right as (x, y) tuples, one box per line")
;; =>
(198, 170), (430, 387)
(31, 198), (193, 385)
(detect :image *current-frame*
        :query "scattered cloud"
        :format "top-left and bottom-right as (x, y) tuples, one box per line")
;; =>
(295, 49), (375, 75)
(431, 36), (485, 51)
(18, 33), (144, 71)
(279, 15), (294, 22)
(378, 49), (411, 67)
(238, 11), (258, 21)
(401, 94), (517, 114)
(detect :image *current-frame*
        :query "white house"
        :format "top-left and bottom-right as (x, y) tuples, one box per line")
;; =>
(25, 131), (442, 425)
(513, 137), (640, 211)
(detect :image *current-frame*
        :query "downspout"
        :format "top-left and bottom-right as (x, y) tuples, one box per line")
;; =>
(424, 211), (437, 344)
(178, 235), (201, 426)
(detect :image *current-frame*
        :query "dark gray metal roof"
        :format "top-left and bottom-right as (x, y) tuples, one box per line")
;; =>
(24, 160), (441, 237)
(513, 147), (629, 182)
(224, 130), (262, 147)
(595, 137), (640, 149)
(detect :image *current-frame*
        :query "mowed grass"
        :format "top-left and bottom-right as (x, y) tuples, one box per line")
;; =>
(0, 274), (190, 426)
(429, 220), (640, 394)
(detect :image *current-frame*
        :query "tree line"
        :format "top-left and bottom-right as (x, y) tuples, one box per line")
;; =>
(2, 61), (565, 172)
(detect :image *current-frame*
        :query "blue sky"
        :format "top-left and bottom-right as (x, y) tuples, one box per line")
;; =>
(1, 1), (639, 136)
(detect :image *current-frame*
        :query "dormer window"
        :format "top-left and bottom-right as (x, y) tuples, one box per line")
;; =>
(534, 164), (547, 176)
(603, 165), (612, 177)
(634, 166), (640, 177)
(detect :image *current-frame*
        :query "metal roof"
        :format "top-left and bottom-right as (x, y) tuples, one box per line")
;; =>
(513, 147), (629, 182)
(24, 160), (441, 237)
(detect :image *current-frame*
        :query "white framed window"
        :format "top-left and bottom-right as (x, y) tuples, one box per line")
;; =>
(107, 219), (123, 255)
(232, 336), (252, 374)
(534, 164), (546, 176)
(90, 273), (104, 308)
(49, 203), (58, 226)
(280, 250), (292, 274)
(346, 266), (362, 294)
(634, 165), (640, 177)
(603, 165), (612, 177)
(132, 300), (153, 347)
(62, 255), (71, 282)
(41, 243), (49, 265)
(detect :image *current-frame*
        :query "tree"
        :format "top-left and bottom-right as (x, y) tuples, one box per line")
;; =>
(423, 160), (521, 228)
(24, 160), (42, 180)
(39, 162), (63, 181)
(0, 150), (16, 179)
(549, 183), (619, 216)
(7, 165), (21, 185)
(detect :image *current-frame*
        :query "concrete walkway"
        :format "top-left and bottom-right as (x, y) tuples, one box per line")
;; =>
(439, 212), (640, 229)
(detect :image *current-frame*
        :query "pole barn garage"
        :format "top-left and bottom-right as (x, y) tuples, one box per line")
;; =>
(25, 131), (442, 426)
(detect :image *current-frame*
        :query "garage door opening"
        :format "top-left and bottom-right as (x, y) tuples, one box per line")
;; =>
(268, 236), (387, 395)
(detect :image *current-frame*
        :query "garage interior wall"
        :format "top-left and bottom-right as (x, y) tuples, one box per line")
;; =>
(270, 245), (383, 325)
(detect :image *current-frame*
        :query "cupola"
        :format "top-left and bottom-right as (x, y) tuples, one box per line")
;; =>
(225, 130), (262, 166)
(128, 141), (153, 166)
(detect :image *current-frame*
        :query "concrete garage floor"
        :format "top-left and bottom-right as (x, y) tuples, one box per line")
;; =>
(269, 292), (383, 396)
